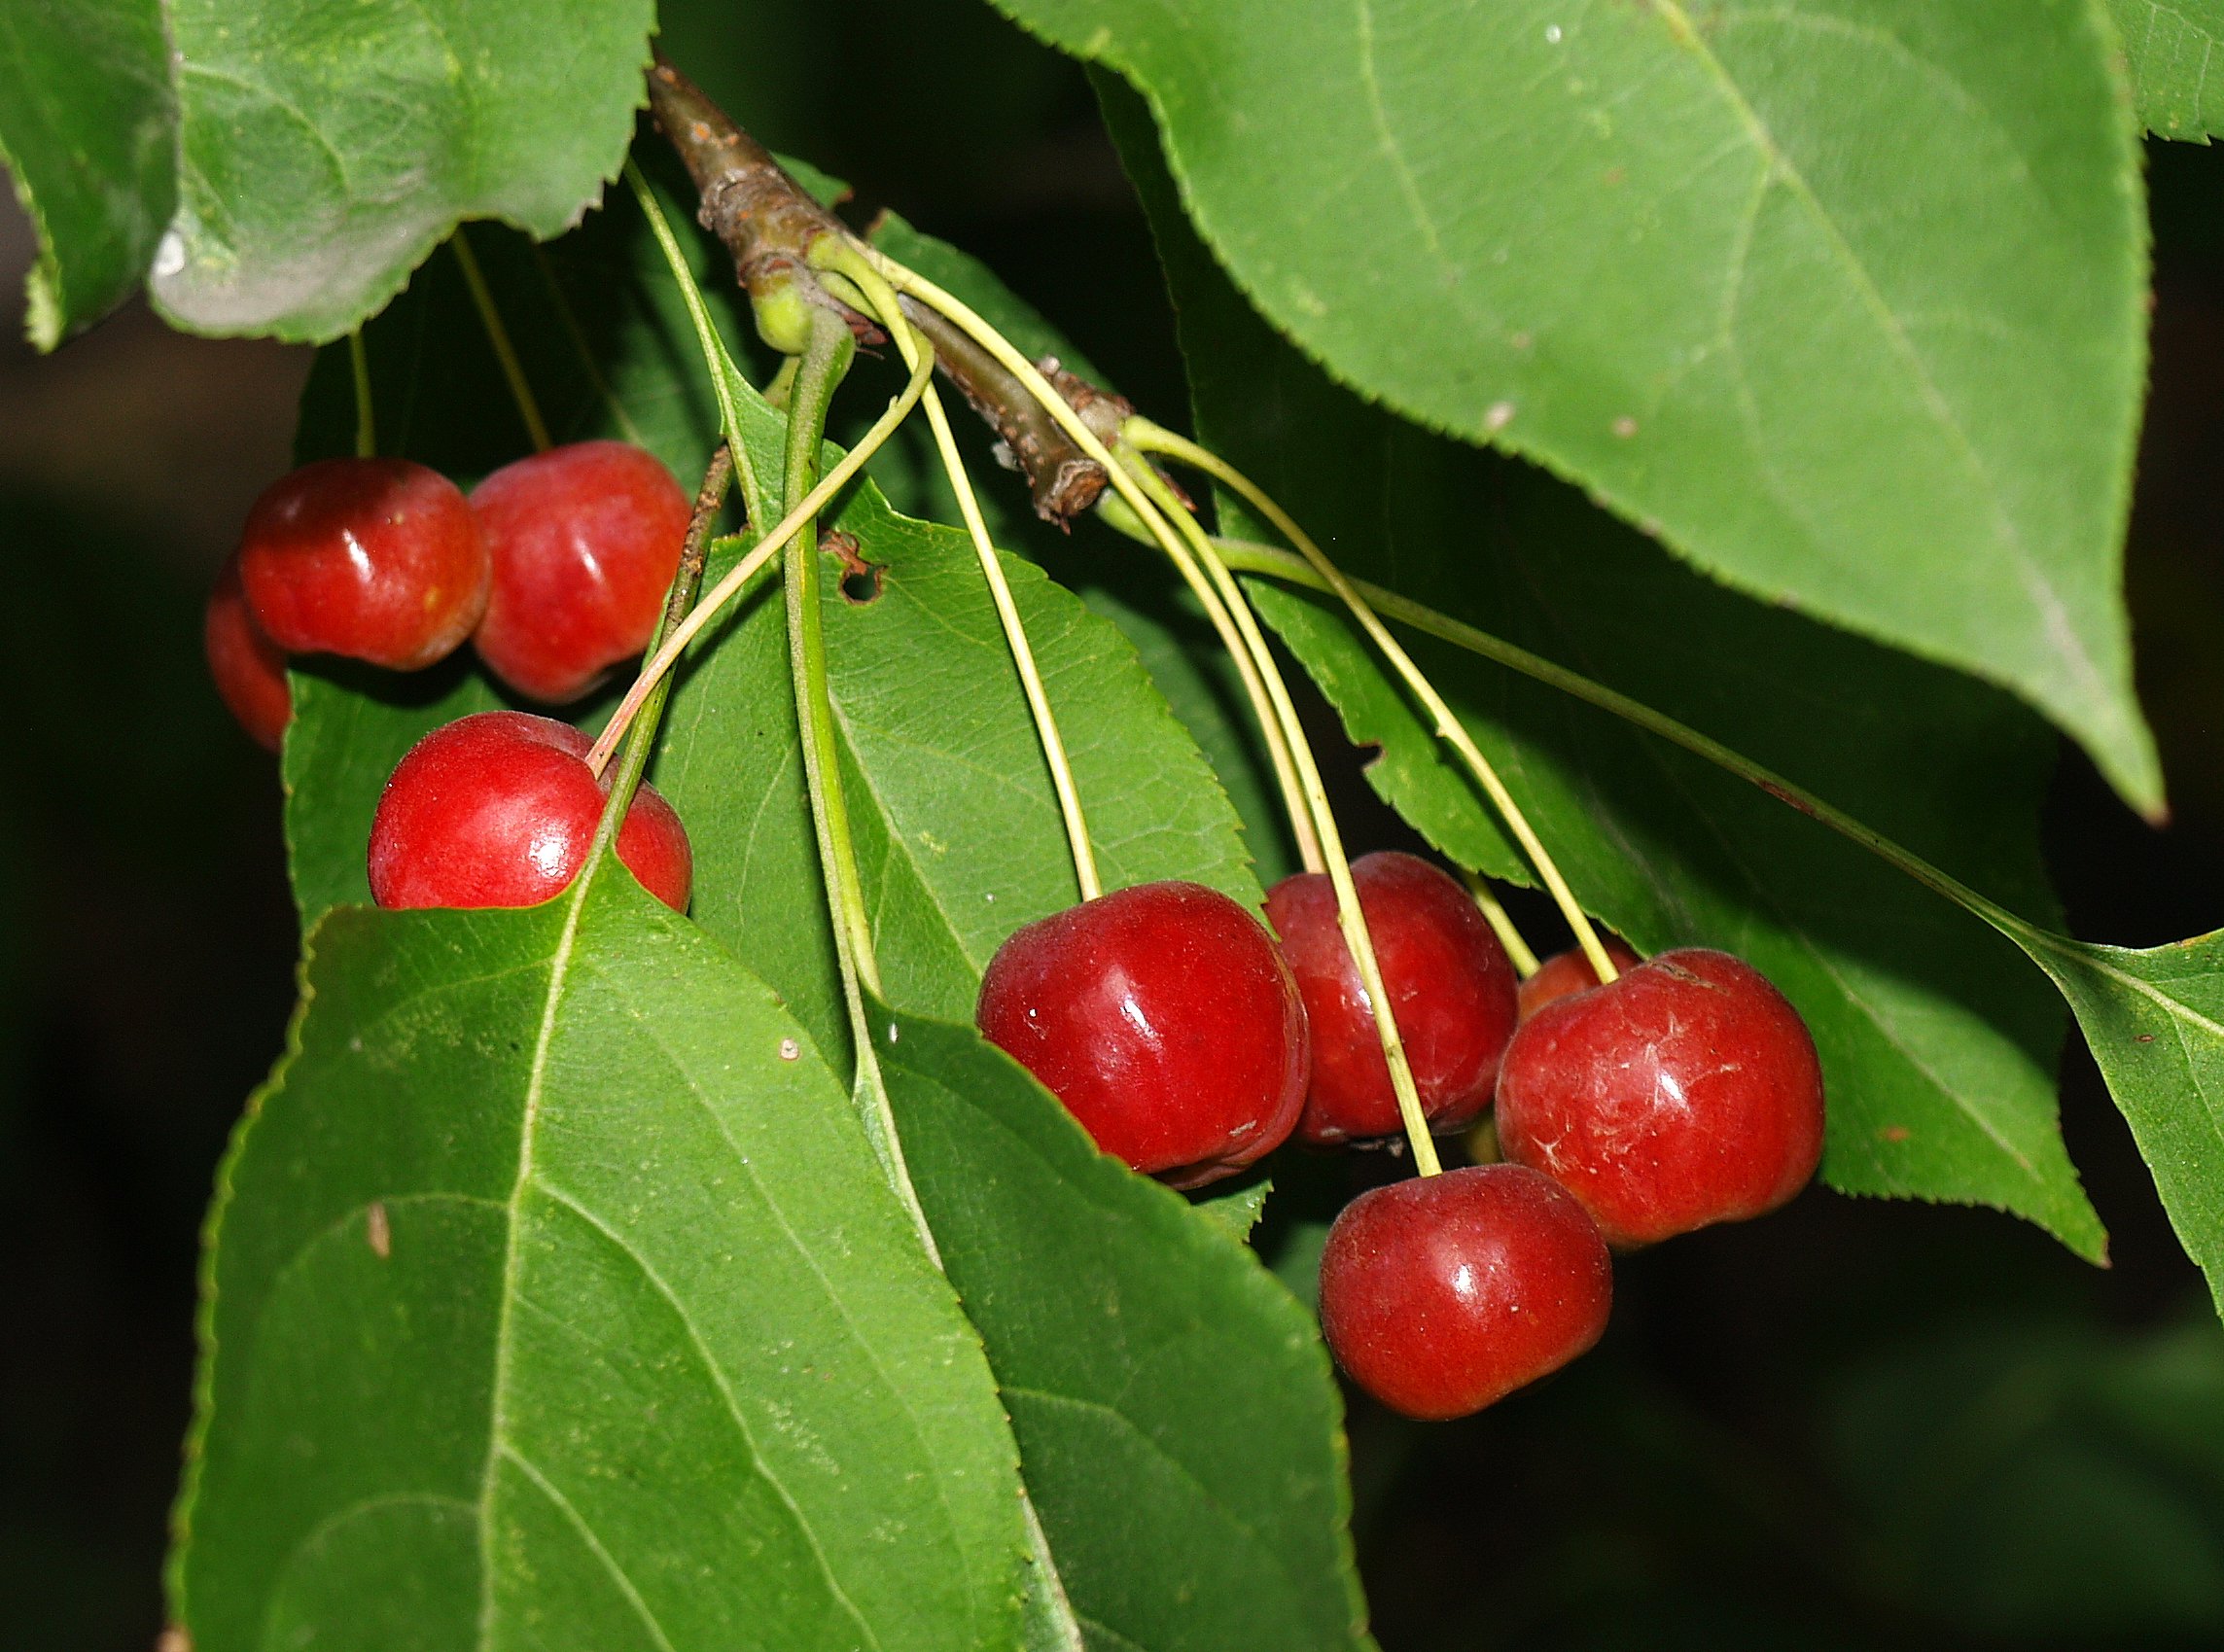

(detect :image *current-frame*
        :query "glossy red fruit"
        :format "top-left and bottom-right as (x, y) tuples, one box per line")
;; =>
(471, 441), (692, 703)
(976, 880), (1310, 1187)
(368, 711), (691, 912)
(1517, 939), (1643, 1021)
(237, 457), (489, 669)
(1320, 1164), (1611, 1420)
(1264, 852), (1518, 1145)
(1495, 948), (1823, 1248)
(204, 556), (292, 752)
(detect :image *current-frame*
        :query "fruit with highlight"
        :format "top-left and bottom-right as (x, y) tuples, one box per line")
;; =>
(976, 881), (1311, 1187)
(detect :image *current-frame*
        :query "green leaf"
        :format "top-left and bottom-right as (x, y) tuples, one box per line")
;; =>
(821, 489), (1264, 1017)
(277, 175), (1263, 1035)
(871, 213), (1112, 385)
(1190, 1172), (1273, 1241)
(0, 0), (175, 346)
(661, 425), (1265, 1049)
(998, 1), (2162, 811)
(862, 212), (1300, 885)
(1103, 75), (2102, 1255)
(278, 169), (748, 925)
(172, 861), (1030, 1650)
(2023, 930), (2224, 1309)
(2109, 0), (2224, 138)
(152, 0), (659, 341)
(872, 1001), (1370, 1652)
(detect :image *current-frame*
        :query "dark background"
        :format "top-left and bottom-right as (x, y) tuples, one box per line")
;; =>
(6, 13), (2224, 1647)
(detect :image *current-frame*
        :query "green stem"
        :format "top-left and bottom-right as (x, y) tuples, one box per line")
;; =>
(815, 240), (1103, 903)
(785, 312), (877, 995)
(347, 331), (375, 458)
(764, 355), (800, 412)
(450, 226), (551, 453)
(781, 309), (935, 1238)
(1122, 453), (1442, 1177)
(623, 159), (768, 525)
(1210, 537), (2045, 950)
(584, 443), (730, 863)
(1462, 871), (1540, 977)
(1129, 418), (1620, 987)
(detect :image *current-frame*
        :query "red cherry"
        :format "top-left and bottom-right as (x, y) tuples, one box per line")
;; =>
(1264, 852), (1517, 1145)
(975, 881), (1310, 1188)
(1517, 938), (1643, 1021)
(471, 441), (692, 703)
(1319, 1164), (1611, 1420)
(236, 457), (489, 670)
(368, 711), (692, 912)
(1495, 948), (1823, 1248)
(204, 555), (292, 752)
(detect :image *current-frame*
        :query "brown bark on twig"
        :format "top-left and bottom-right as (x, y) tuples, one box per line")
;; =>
(646, 53), (1122, 527)
(899, 299), (1121, 524)
(646, 53), (843, 312)
(655, 440), (734, 648)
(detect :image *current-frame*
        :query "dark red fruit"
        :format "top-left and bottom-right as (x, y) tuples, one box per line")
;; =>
(1320, 1164), (1611, 1420)
(1517, 938), (1642, 1021)
(368, 711), (691, 912)
(237, 457), (488, 669)
(1264, 852), (1517, 1145)
(471, 440), (692, 703)
(975, 880), (1310, 1187)
(1495, 948), (1823, 1248)
(204, 556), (292, 752)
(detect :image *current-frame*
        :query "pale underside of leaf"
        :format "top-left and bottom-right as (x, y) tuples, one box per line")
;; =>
(152, 0), (660, 341)
(0, 0), (175, 345)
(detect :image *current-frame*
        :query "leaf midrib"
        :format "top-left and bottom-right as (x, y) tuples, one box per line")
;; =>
(1654, 1), (2100, 700)
(2039, 936), (2224, 1044)
(1319, 0), (2103, 713)
(472, 868), (590, 1646)
(461, 882), (900, 1652)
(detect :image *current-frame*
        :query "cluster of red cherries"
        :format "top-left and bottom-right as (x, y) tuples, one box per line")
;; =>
(205, 449), (1823, 1426)
(203, 443), (698, 910)
(976, 861), (1824, 1421)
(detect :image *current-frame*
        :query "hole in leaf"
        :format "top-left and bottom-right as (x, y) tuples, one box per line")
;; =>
(824, 529), (884, 605)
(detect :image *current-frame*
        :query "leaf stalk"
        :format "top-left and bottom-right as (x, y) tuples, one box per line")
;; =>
(449, 226), (552, 453)
(346, 330), (374, 458)
(1209, 536), (2048, 949)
